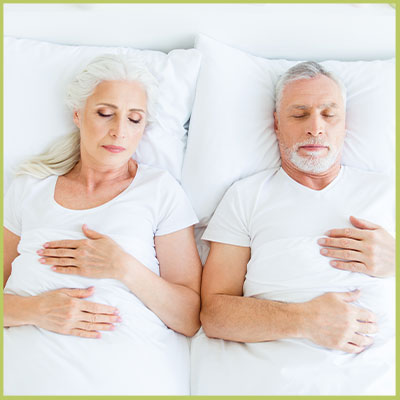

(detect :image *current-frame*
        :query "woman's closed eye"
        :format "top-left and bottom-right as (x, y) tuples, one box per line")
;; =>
(98, 111), (113, 118)
(129, 118), (141, 124)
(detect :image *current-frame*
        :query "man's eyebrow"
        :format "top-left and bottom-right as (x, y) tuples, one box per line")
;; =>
(318, 103), (339, 109)
(288, 103), (339, 111)
(96, 103), (146, 112)
(288, 105), (309, 110)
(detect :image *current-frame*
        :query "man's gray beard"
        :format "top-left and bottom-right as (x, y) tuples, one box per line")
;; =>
(283, 140), (340, 174)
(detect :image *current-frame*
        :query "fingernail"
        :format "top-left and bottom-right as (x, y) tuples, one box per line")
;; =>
(320, 249), (328, 255)
(51, 266), (57, 271)
(317, 239), (325, 245)
(110, 325), (116, 331)
(114, 309), (120, 315)
(331, 261), (337, 267)
(117, 317), (122, 323)
(324, 231), (331, 236)
(39, 258), (46, 264)
(96, 333), (101, 339)
(37, 249), (43, 255)
(43, 243), (49, 248)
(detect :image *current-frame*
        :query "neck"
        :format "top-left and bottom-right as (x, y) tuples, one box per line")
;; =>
(66, 159), (134, 190)
(280, 158), (341, 190)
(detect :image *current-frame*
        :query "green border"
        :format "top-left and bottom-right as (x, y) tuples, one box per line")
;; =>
(1, 1), (398, 400)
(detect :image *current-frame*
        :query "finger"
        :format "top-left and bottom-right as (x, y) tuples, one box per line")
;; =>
(350, 216), (380, 231)
(324, 227), (365, 240)
(320, 248), (365, 263)
(317, 237), (363, 251)
(69, 328), (101, 339)
(43, 239), (83, 249)
(79, 300), (119, 315)
(60, 287), (94, 298)
(356, 321), (378, 335)
(78, 311), (122, 324)
(38, 248), (76, 258)
(348, 332), (374, 348)
(340, 342), (365, 354)
(76, 321), (115, 332)
(354, 307), (377, 323)
(82, 224), (104, 240)
(337, 289), (361, 303)
(39, 257), (77, 266)
(51, 266), (80, 275)
(330, 260), (368, 274)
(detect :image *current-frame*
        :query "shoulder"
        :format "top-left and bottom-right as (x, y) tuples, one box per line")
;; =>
(5, 174), (51, 195)
(137, 163), (187, 199)
(227, 168), (279, 198)
(343, 165), (394, 188)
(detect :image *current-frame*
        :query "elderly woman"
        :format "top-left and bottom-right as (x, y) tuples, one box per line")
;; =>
(3, 54), (202, 395)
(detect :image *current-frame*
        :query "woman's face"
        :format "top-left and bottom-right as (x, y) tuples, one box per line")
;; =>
(73, 80), (148, 169)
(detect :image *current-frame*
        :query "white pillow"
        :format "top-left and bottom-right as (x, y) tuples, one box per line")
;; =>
(4, 37), (202, 190)
(182, 34), (395, 226)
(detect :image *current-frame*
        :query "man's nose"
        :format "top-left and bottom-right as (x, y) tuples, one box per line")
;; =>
(109, 117), (126, 138)
(307, 115), (323, 137)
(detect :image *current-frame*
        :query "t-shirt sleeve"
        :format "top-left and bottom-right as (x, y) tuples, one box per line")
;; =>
(4, 177), (24, 236)
(202, 182), (251, 247)
(155, 174), (199, 236)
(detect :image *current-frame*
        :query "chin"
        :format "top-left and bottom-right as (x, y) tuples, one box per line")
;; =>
(290, 152), (338, 174)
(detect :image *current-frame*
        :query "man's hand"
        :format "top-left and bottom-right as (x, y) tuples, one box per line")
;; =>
(302, 290), (377, 353)
(318, 216), (395, 278)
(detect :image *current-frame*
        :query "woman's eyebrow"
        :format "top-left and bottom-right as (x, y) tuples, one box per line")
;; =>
(96, 103), (145, 112)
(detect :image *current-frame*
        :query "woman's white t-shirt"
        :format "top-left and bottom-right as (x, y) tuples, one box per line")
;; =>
(4, 163), (198, 396)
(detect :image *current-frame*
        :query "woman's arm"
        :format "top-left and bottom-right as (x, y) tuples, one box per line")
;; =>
(123, 226), (202, 336)
(3, 227), (20, 287)
(40, 225), (202, 337)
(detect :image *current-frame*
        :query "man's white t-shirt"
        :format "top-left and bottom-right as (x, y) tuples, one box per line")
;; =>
(4, 163), (198, 396)
(191, 166), (395, 395)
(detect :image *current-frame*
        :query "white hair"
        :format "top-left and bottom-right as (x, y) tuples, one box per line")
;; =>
(16, 54), (159, 179)
(275, 61), (346, 113)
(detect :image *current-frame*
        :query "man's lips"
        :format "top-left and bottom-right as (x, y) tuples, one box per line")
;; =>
(299, 145), (328, 151)
(102, 145), (126, 153)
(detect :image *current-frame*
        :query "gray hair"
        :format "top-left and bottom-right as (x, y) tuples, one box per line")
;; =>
(16, 54), (159, 179)
(275, 61), (346, 113)
(66, 53), (158, 122)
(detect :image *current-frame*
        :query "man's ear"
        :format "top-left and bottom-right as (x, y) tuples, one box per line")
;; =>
(273, 111), (279, 135)
(73, 110), (81, 129)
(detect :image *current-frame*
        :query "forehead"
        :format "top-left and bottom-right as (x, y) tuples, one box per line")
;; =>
(281, 75), (343, 109)
(88, 80), (147, 106)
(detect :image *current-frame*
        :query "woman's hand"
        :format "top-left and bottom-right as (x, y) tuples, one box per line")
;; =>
(6, 287), (121, 338)
(38, 225), (129, 280)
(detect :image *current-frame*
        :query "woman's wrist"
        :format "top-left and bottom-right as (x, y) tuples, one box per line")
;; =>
(4, 294), (40, 327)
(113, 251), (139, 284)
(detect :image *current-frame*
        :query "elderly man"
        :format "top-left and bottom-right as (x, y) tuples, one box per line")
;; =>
(191, 62), (395, 395)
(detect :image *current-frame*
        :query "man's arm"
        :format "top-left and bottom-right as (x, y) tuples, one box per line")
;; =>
(318, 216), (395, 278)
(201, 241), (377, 354)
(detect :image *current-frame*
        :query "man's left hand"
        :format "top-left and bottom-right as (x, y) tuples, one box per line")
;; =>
(318, 216), (395, 278)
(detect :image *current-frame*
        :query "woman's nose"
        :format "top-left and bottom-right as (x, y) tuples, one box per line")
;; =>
(109, 117), (126, 138)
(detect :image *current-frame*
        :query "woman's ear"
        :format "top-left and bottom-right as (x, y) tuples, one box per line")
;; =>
(73, 110), (81, 129)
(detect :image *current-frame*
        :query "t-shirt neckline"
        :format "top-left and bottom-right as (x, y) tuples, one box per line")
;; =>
(279, 165), (345, 194)
(51, 163), (142, 212)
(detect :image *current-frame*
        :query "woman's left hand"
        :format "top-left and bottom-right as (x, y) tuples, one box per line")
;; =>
(38, 225), (128, 280)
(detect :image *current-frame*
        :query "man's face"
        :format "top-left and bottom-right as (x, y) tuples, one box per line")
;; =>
(274, 75), (346, 174)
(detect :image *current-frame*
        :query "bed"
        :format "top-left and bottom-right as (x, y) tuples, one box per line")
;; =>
(3, 3), (396, 396)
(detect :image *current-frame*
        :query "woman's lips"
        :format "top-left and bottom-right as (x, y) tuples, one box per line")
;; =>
(102, 145), (126, 153)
